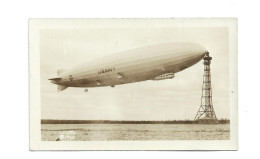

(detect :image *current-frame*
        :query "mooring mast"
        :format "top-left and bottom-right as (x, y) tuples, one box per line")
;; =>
(194, 52), (218, 124)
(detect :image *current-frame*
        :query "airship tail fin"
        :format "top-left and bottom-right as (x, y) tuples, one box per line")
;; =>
(58, 85), (68, 92)
(57, 69), (66, 76)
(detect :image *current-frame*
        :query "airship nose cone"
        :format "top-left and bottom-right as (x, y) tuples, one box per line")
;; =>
(192, 51), (208, 66)
(198, 50), (207, 58)
(189, 43), (207, 59)
(176, 42), (207, 56)
(193, 50), (208, 62)
(192, 43), (207, 54)
(178, 43), (208, 70)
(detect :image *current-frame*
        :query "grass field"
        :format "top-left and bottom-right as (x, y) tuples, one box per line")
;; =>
(41, 124), (230, 141)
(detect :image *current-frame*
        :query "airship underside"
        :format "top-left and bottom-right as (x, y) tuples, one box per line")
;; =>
(49, 42), (207, 91)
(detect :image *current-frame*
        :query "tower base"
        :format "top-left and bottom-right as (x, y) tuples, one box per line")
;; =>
(197, 117), (218, 124)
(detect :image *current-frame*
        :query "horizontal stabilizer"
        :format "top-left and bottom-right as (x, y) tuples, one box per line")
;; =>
(58, 85), (68, 92)
(48, 77), (62, 81)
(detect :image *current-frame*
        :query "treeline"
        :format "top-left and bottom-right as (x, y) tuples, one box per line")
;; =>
(218, 119), (230, 124)
(41, 119), (230, 124)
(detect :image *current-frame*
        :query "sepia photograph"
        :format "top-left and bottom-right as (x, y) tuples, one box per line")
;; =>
(29, 18), (237, 150)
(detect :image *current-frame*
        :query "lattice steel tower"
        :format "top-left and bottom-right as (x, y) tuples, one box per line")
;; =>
(194, 52), (218, 123)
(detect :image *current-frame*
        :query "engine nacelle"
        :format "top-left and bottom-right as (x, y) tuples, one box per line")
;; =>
(153, 73), (175, 80)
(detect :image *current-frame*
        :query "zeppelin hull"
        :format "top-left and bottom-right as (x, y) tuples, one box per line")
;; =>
(51, 43), (207, 89)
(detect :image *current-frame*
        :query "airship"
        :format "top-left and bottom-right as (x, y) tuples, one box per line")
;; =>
(49, 42), (207, 92)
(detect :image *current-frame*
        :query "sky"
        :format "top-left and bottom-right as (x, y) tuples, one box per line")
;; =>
(40, 26), (229, 120)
